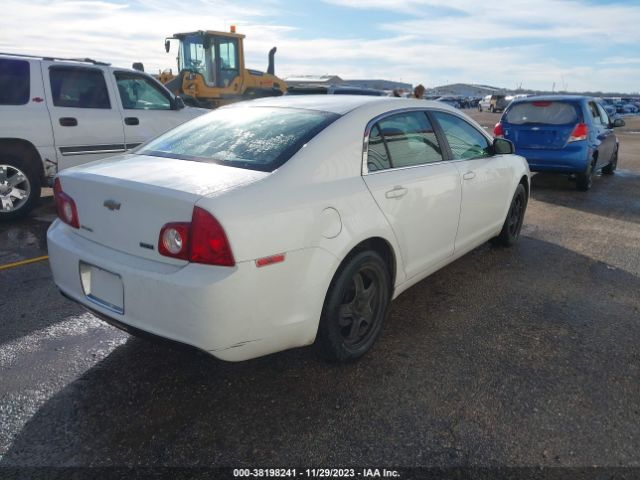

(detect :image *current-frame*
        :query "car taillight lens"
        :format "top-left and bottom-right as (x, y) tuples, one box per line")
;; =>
(190, 207), (235, 266)
(493, 122), (504, 137)
(158, 207), (235, 267)
(53, 177), (79, 228)
(159, 223), (190, 260)
(568, 123), (588, 142)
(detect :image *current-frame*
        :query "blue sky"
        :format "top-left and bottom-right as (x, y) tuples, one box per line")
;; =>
(2, 0), (639, 92)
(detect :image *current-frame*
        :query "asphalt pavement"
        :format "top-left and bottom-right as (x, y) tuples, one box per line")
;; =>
(1, 113), (639, 469)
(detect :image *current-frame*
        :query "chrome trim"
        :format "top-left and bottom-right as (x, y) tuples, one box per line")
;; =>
(86, 294), (124, 315)
(61, 148), (126, 157)
(361, 106), (494, 176)
(364, 158), (471, 176)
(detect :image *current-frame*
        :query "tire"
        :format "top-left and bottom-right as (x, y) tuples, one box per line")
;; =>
(576, 160), (594, 191)
(478, 105), (482, 112)
(0, 153), (41, 221)
(491, 184), (527, 247)
(315, 250), (391, 362)
(602, 149), (618, 175)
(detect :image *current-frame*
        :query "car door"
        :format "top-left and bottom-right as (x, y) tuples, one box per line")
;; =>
(430, 110), (513, 252)
(111, 71), (198, 148)
(592, 102), (615, 167)
(362, 110), (462, 280)
(41, 61), (125, 170)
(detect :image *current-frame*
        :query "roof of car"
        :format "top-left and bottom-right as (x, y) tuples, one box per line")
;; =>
(226, 95), (458, 115)
(512, 94), (592, 103)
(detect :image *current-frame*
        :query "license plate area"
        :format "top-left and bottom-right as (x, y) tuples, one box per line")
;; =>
(79, 262), (124, 314)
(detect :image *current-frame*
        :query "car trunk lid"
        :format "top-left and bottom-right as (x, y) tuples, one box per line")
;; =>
(58, 154), (268, 264)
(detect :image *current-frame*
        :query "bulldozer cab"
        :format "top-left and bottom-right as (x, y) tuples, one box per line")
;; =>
(167, 30), (243, 89)
(161, 27), (286, 108)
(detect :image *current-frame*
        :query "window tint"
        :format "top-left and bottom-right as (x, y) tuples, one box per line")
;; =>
(0, 59), (30, 105)
(596, 103), (610, 126)
(432, 111), (491, 159)
(139, 107), (339, 172)
(115, 73), (171, 110)
(50, 68), (110, 109)
(589, 102), (603, 126)
(367, 125), (391, 172)
(505, 101), (578, 125)
(376, 111), (443, 168)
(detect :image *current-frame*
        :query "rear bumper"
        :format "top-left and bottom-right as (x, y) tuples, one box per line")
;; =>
(47, 220), (337, 361)
(514, 144), (590, 173)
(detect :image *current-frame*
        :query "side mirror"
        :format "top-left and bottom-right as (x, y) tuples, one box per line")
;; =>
(172, 96), (185, 110)
(165, 40), (171, 53)
(493, 137), (514, 155)
(612, 118), (625, 128)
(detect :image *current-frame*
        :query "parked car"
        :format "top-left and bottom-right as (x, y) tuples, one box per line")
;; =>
(0, 53), (207, 220)
(286, 85), (385, 96)
(48, 96), (530, 363)
(478, 94), (509, 113)
(495, 95), (624, 191)
(435, 96), (461, 108)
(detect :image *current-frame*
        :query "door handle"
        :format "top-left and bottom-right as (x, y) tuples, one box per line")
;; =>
(385, 186), (408, 199)
(59, 117), (78, 127)
(463, 171), (476, 180)
(124, 117), (140, 126)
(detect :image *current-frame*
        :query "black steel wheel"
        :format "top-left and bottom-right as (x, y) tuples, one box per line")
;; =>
(491, 183), (527, 247)
(316, 250), (391, 362)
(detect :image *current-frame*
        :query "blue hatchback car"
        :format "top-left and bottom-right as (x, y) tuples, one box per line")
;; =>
(495, 95), (625, 191)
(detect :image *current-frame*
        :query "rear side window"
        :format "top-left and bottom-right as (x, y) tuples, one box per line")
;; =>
(370, 111), (443, 169)
(139, 107), (339, 172)
(505, 101), (578, 125)
(49, 68), (111, 109)
(367, 125), (391, 172)
(0, 59), (30, 105)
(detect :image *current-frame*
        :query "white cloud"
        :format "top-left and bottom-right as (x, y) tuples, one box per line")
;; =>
(1, 0), (639, 92)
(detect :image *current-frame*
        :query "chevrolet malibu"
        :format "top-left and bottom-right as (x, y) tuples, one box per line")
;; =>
(48, 96), (530, 362)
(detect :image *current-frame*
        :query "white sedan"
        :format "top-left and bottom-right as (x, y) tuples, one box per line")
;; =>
(48, 96), (530, 362)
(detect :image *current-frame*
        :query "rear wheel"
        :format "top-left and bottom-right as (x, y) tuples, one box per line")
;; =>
(491, 184), (527, 247)
(576, 160), (594, 191)
(0, 154), (40, 221)
(602, 149), (618, 175)
(315, 250), (391, 362)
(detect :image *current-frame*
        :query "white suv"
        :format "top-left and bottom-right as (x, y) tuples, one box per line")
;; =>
(0, 53), (208, 220)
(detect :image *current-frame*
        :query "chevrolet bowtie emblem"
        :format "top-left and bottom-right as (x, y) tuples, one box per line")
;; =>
(103, 199), (121, 211)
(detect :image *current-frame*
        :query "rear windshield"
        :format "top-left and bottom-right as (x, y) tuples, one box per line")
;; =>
(139, 107), (339, 171)
(505, 101), (579, 125)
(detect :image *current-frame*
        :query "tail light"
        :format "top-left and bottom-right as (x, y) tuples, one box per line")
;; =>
(568, 123), (588, 142)
(158, 207), (235, 266)
(158, 222), (190, 260)
(493, 122), (504, 137)
(53, 178), (79, 228)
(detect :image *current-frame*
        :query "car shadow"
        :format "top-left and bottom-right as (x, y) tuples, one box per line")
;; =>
(2, 237), (640, 467)
(531, 170), (640, 224)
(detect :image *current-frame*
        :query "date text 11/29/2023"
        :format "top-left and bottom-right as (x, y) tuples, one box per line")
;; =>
(232, 468), (401, 478)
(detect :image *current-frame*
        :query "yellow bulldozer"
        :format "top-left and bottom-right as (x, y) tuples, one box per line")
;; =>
(158, 27), (287, 108)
